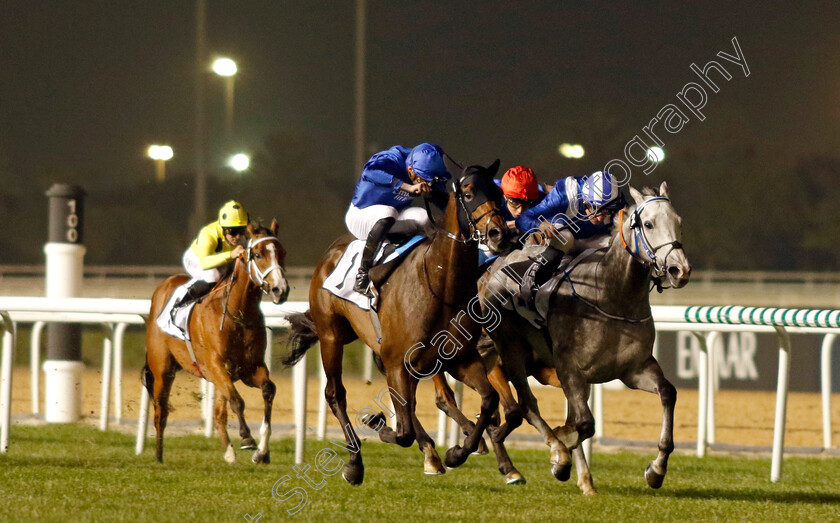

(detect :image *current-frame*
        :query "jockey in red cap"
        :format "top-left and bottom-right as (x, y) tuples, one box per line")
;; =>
(496, 166), (549, 230)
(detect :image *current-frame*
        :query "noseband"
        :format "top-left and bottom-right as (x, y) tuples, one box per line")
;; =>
(245, 236), (284, 292)
(618, 197), (683, 279)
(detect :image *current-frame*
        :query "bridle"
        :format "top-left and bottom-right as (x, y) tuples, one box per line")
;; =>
(245, 236), (284, 293)
(423, 176), (504, 245)
(618, 197), (683, 282)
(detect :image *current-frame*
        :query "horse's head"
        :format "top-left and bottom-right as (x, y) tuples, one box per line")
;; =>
(625, 182), (692, 288)
(444, 156), (510, 254)
(244, 220), (290, 304)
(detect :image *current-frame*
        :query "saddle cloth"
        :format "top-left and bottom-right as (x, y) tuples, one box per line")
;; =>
(322, 235), (425, 311)
(154, 279), (200, 341)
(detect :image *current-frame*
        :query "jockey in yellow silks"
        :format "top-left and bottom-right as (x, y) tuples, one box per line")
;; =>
(170, 200), (249, 317)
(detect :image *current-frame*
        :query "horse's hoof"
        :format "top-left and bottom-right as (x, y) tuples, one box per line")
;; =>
(424, 455), (446, 475)
(581, 487), (598, 496)
(444, 446), (467, 468)
(252, 451), (270, 464)
(645, 464), (665, 489)
(360, 412), (387, 430)
(472, 438), (489, 455)
(342, 464), (364, 485)
(240, 437), (258, 450)
(505, 471), (526, 485)
(551, 462), (572, 481)
(224, 445), (237, 464)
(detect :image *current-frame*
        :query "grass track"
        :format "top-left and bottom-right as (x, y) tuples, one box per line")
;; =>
(1, 425), (838, 522)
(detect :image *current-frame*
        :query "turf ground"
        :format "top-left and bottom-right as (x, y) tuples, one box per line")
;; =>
(1, 425), (839, 523)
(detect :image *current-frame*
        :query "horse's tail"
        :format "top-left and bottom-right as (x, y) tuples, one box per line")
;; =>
(141, 360), (154, 396)
(282, 310), (319, 367)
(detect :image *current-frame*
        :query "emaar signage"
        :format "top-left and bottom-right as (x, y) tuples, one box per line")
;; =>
(656, 331), (839, 393)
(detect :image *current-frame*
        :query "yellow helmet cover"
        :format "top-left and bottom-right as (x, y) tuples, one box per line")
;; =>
(218, 200), (249, 227)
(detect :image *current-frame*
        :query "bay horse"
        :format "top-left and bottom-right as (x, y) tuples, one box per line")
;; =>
(283, 159), (510, 485)
(440, 182), (691, 493)
(143, 221), (290, 464)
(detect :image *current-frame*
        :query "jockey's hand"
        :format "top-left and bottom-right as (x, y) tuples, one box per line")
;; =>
(401, 181), (431, 196)
(506, 220), (518, 230)
(230, 245), (246, 260)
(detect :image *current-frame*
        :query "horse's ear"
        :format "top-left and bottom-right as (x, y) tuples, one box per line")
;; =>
(443, 154), (464, 177)
(247, 223), (255, 236)
(486, 159), (500, 178)
(629, 186), (645, 205)
(270, 219), (279, 237)
(659, 181), (670, 200)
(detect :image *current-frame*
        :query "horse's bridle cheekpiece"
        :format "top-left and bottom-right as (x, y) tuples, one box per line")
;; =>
(621, 197), (683, 283)
(246, 236), (283, 292)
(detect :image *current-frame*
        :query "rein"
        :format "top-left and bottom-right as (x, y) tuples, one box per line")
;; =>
(618, 198), (683, 291)
(422, 178), (502, 245)
(563, 245), (653, 324)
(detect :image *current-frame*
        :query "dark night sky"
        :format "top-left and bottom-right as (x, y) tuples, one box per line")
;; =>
(1, 1), (839, 266)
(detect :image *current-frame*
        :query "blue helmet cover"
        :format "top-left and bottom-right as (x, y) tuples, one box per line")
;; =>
(406, 143), (450, 182)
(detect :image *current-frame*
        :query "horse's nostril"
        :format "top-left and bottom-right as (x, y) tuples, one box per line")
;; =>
(668, 266), (681, 278)
(271, 287), (280, 294)
(488, 228), (501, 241)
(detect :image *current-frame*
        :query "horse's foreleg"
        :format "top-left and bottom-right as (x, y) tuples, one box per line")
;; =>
(212, 386), (236, 463)
(320, 332), (364, 485)
(411, 379), (445, 475)
(487, 410), (526, 484)
(510, 374), (572, 481)
(365, 365), (416, 448)
(622, 357), (676, 489)
(229, 385), (256, 450)
(432, 374), (488, 454)
(243, 364), (275, 464)
(486, 364), (523, 442)
(572, 445), (597, 495)
(205, 361), (238, 463)
(444, 358), (499, 468)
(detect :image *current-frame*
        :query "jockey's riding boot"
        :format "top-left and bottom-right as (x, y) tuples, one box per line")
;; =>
(517, 246), (564, 309)
(170, 279), (215, 322)
(354, 217), (396, 295)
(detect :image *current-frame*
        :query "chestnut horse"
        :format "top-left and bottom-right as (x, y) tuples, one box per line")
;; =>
(143, 222), (289, 464)
(283, 159), (510, 485)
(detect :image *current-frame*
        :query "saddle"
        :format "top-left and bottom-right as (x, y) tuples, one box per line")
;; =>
(512, 248), (603, 329)
(322, 234), (426, 312)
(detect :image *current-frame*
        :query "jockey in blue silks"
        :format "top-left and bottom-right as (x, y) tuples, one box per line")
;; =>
(345, 143), (451, 294)
(512, 170), (625, 305)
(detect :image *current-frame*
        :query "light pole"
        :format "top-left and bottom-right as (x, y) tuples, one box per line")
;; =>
(212, 57), (237, 140)
(147, 145), (174, 182)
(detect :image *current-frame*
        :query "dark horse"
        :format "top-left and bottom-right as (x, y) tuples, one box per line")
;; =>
(283, 159), (510, 484)
(143, 222), (290, 463)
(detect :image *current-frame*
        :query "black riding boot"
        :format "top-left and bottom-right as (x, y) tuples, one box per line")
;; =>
(515, 246), (565, 309)
(354, 217), (396, 295)
(170, 279), (215, 322)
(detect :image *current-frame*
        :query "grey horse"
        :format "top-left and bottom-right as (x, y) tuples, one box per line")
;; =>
(464, 182), (691, 493)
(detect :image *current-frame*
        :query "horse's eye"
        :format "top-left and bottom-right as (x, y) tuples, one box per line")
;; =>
(255, 253), (262, 259)
(464, 192), (474, 202)
(644, 221), (653, 229)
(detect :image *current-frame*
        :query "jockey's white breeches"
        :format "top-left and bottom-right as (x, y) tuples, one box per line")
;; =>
(345, 204), (431, 240)
(182, 248), (224, 283)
